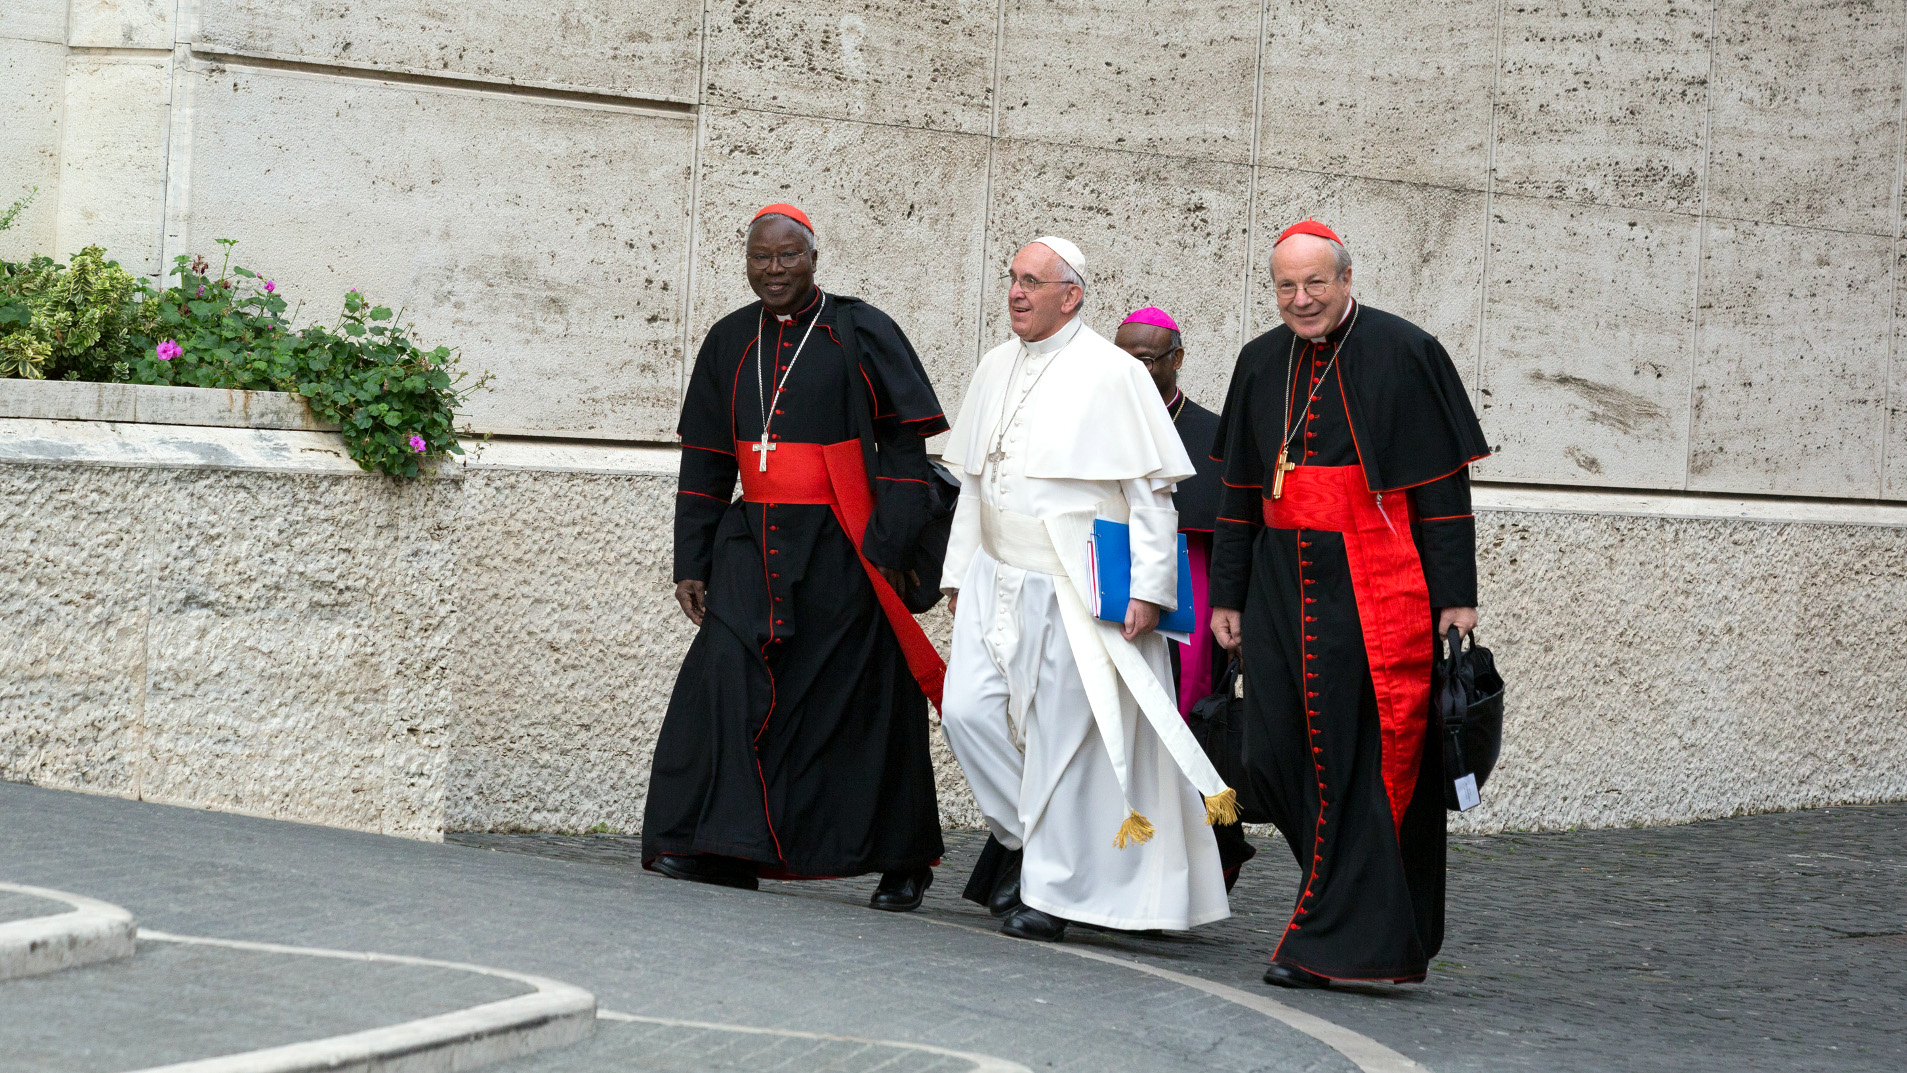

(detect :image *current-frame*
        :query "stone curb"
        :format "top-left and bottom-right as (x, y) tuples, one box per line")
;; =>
(130, 931), (596, 1073)
(0, 881), (138, 982)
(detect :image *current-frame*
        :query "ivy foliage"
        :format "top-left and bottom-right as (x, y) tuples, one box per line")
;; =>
(0, 228), (486, 478)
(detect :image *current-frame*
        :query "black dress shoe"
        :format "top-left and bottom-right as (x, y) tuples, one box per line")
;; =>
(649, 853), (760, 891)
(988, 848), (1024, 917)
(869, 867), (933, 912)
(1000, 905), (1067, 942)
(1262, 961), (1330, 989)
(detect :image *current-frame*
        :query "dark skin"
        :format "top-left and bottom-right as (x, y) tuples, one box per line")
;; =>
(1113, 321), (1183, 405)
(675, 215), (912, 626)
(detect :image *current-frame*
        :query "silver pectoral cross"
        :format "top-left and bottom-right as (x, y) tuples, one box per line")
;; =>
(986, 447), (1007, 466)
(753, 437), (776, 471)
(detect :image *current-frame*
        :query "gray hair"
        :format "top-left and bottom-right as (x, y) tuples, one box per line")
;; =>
(1327, 239), (1352, 276)
(1052, 258), (1086, 298)
(747, 213), (816, 252)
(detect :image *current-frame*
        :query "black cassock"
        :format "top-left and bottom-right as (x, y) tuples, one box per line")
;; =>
(643, 288), (949, 879)
(1210, 301), (1487, 981)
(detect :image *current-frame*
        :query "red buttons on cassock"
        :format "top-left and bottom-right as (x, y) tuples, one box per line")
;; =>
(771, 572), (780, 578)
(769, 525), (778, 531)
(770, 549), (779, 555)
(774, 619), (784, 625)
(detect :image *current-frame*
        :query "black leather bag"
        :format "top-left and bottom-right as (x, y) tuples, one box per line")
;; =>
(1434, 626), (1505, 811)
(1188, 658), (1272, 824)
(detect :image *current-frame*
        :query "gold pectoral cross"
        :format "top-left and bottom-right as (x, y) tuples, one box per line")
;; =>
(1270, 446), (1297, 499)
(753, 437), (776, 471)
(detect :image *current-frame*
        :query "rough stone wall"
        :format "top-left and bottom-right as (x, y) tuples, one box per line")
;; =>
(3, 429), (1902, 838)
(3, 0), (1904, 499)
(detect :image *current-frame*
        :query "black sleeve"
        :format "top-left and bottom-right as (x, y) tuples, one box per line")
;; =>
(1209, 345), (1265, 610)
(1409, 466), (1477, 609)
(673, 334), (737, 584)
(849, 303), (948, 571)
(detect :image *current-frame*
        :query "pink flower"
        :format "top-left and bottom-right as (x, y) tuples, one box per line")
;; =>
(155, 340), (182, 361)
(408, 434), (427, 453)
(263, 280), (275, 293)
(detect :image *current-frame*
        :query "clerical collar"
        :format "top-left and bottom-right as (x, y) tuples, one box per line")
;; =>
(1166, 389), (1188, 421)
(1306, 299), (1356, 345)
(1020, 316), (1084, 357)
(770, 286), (822, 325)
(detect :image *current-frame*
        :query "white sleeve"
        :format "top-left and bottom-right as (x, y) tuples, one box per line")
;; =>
(1122, 477), (1179, 609)
(940, 472), (983, 596)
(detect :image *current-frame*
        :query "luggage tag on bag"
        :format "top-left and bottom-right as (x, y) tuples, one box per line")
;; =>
(1452, 773), (1481, 811)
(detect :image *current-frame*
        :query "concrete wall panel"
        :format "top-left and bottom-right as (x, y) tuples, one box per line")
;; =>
(0, 466), (153, 799)
(1690, 219), (1890, 497)
(1258, 0), (1496, 190)
(1705, 0), (1903, 236)
(67, 0), (172, 50)
(0, 0), (66, 44)
(192, 0), (704, 102)
(691, 108), (992, 403)
(1889, 326), (1907, 500)
(446, 470), (688, 834)
(1465, 510), (1907, 833)
(984, 140), (1253, 408)
(1476, 198), (1698, 488)
(1250, 171), (1486, 387)
(997, 0), (1259, 162)
(55, 55), (170, 278)
(174, 64), (694, 440)
(703, 0), (996, 135)
(0, 39), (64, 262)
(136, 471), (456, 839)
(1491, 0), (1712, 214)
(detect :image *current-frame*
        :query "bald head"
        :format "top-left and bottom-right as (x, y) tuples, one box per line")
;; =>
(1271, 233), (1353, 341)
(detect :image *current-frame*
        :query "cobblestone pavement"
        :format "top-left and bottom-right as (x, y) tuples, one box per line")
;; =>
(6, 778), (1901, 1073)
(0, 782), (1347, 1073)
(459, 805), (1907, 1073)
(0, 939), (528, 1072)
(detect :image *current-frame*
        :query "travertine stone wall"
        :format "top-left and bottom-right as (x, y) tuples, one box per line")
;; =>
(4, 0), (1904, 498)
(2, 427), (1902, 838)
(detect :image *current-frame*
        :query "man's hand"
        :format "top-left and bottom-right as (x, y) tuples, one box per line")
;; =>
(1436, 606), (1478, 639)
(947, 592), (958, 617)
(1210, 607), (1243, 652)
(675, 579), (708, 626)
(877, 566), (920, 595)
(1123, 599), (1161, 641)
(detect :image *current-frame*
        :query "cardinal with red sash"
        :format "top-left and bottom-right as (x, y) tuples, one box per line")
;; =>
(643, 205), (950, 909)
(1208, 221), (1489, 988)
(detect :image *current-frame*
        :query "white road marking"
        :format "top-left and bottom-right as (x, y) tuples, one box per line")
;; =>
(597, 1009), (1033, 1073)
(918, 917), (1427, 1073)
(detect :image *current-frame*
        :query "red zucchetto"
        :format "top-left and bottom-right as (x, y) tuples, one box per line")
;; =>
(1275, 220), (1343, 247)
(752, 203), (815, 237)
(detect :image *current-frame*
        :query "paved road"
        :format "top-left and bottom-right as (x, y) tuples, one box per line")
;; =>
(4, 780), (1902, 1072)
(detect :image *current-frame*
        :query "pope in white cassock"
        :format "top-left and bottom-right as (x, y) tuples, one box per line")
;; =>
(940, 236), (1236, 942)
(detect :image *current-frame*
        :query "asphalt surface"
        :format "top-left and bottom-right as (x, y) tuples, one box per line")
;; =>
(2, 779), (1901, 1072)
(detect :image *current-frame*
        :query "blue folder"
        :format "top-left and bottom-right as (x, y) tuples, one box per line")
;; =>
(1089, 518), (1195, 634)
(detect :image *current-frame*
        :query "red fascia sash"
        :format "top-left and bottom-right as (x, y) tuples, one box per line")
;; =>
(737, 439), (947, 710)
(1264, 465), (1431, 832)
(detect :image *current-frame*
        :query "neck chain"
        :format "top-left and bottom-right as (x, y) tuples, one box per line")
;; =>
(985, 323), (1077, 469)
(751, 291), (824, 471)
(1167, 389), (1188, 422)
(1278, 303), (1358, 459)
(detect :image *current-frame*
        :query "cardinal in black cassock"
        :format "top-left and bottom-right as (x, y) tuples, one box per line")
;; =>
(643, 205), (949, 911)
(1209, 222), (1488, 988)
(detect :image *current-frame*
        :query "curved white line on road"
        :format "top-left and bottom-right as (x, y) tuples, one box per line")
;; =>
(598, 1009), (1034, 1073)
(131, 930), (595, 1073)
(918, 917), (1426, 1073)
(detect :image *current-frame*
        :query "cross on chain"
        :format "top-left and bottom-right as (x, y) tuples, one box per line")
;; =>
(753, 438), (777, 472)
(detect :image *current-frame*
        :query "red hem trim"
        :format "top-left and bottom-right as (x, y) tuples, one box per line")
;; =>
(677, 489), (728, 503)
(684, 442), (735, 456)
(1374, 454), (1489, 494)
(876, 475), (929, 484)
(903, 412), (948, 423)
(1216, 515), (1259, 526)
(1418, 513), (1473, 522)
(1222, 478), (1262, 489)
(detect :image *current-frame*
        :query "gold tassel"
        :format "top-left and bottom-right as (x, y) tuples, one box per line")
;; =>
(1113, 810), (1155, 849)
(1204, 788), (1239, 826)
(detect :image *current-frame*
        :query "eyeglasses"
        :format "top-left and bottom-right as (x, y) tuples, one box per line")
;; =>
(1275, 278), (1341, 301)
(748, 250), (815, 270)
(1131, 351), (1181, 368)
(1001, 271), (1079, 291)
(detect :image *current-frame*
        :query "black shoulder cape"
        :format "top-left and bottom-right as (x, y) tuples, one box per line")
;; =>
(1171, 394), (1223, 532)
(1213, 304), (1488, 492)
